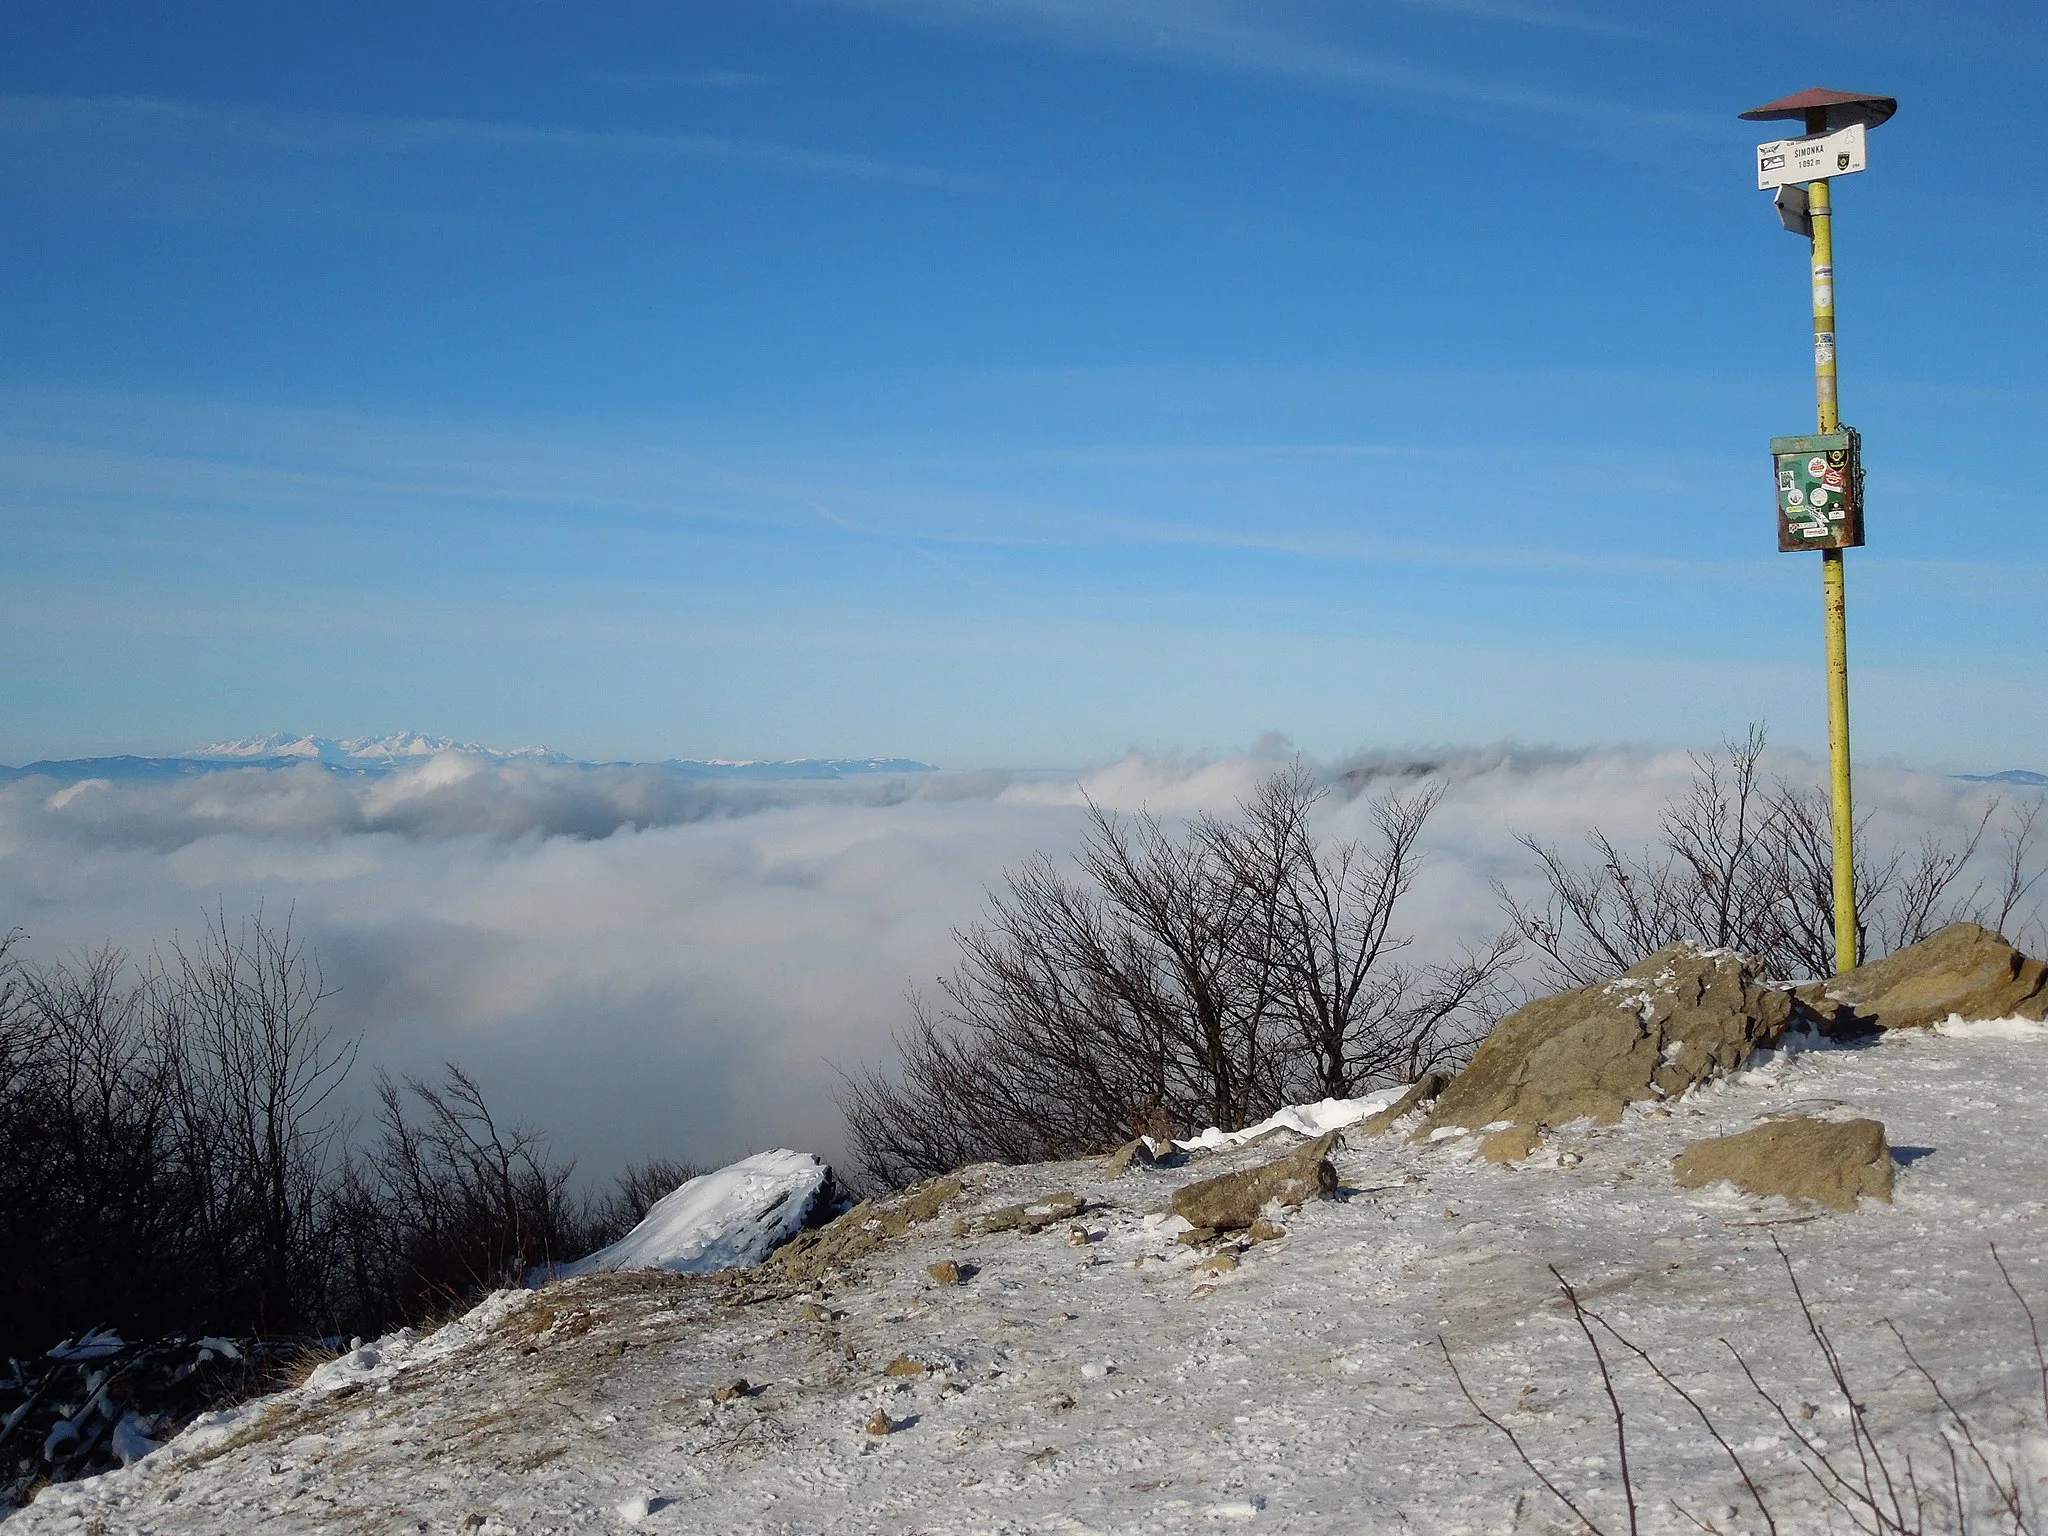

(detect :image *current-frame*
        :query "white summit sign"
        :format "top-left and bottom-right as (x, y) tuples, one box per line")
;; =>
(1756, 121), (1867, 189)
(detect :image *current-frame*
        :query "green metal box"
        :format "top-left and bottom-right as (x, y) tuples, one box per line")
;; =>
(1771, 428), (1864, 551)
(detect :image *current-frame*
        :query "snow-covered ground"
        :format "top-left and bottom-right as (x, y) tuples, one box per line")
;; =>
(12, 1024), (2048, 1534)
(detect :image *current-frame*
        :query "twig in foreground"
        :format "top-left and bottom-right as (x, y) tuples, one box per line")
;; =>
(1440, 1333), (1610, 1536)
(1550, 1266), (1640, 1536)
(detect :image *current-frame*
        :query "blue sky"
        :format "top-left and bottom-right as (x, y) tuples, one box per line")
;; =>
(4, 1), (2044, 770)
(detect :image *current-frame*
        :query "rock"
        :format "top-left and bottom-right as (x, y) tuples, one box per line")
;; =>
(1176, 1226), (1219, 1246)
(1426, 945), (1793, 1134)
(1102, 1139), (1157, 1178)
(1672, 1117), (1893, 1212)
(769, 1176), (964, 1282)
(865, 1410), (896, 1436)
(1246, 1218), (1286, 1243)
(883, 1354), (928, 1377)
(1196, 1252), (1238, 1276)
(1800, 923), (2048, 1031)
(563, 1149), (840, 1278)
(1354, 1073), (1451, 1137)
(1479, 1125), (1542, 1164)
(973, 1192), (1085, 1236)
(926, 1260), (962, 1286)
(799, 1302), (840, 1324)
(1169, 1132), (1340, 1232)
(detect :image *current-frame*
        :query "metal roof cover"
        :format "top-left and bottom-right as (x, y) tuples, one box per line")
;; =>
(1740, 88), (1897, 130)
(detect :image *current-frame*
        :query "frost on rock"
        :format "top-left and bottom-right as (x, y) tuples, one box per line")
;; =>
(561, 1149), (836, 1277)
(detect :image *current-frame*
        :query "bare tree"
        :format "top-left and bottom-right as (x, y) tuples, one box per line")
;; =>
(844, 766), (1516, 1188)
(845, 796), (1295, 1181)
(152, 909), (353, 1333)
(1207, 766), (1515, 1102)
(1501, 727), (2047, 988)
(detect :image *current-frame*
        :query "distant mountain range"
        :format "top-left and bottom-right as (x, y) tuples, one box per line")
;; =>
(0, 734), (937, 784)
(1954, 769), (2048, 787)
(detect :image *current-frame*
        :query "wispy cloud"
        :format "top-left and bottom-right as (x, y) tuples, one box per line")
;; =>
(1390, 0), (1651, 40)
(815, 0), (1713, 139)
(0, 388), (1753, 582)
(13, 383), (2037, 588)
(0, 93), (967, 188)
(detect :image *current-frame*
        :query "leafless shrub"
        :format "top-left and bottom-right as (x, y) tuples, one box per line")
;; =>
(0, 912), (351, 1356)
(1501, 726), (2046, 987)
(843, 765), (1517, 1187)
(0, 916), (698, 1360)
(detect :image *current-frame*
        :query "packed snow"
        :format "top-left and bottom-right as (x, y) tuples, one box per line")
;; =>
(11, 1026), (2048, 1534)
(560, 1150), (834, 1278)
(1174, 1090), (1409, 1152)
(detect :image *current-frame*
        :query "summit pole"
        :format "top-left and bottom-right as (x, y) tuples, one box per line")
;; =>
(1746, 87), (1896, 976)
(1803, 109), (1858, 974)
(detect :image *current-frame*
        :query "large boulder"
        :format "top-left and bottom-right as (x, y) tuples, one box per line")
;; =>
(1426, 944), (1793, 1133)
(1672, 1117), (1893, 1211)
(1798, 922), (2048, 1031)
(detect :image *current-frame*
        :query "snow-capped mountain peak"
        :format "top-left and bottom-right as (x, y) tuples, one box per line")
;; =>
(187, 733), (564, 765)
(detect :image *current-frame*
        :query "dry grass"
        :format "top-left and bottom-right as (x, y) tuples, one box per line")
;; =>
(274, 1340), (347, 1391)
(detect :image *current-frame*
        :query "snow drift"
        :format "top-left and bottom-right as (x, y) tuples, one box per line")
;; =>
(559, 1150), (836, 1277)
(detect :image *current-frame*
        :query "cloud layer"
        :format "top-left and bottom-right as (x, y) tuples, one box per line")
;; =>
(1, 747), (2034, 1186)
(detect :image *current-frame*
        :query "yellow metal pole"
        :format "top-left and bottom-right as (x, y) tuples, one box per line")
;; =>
(1808, 173), (1859, 972)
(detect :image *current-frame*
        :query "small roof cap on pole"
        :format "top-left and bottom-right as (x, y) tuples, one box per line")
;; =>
(1740, 87), (1897, 130)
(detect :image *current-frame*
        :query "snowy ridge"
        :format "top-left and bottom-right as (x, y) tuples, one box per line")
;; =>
(187, 733), (565, 766)
(14, 1027), (2048, 1532)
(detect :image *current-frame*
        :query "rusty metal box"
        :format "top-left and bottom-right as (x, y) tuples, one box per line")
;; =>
(1772, 428), (1864, 551)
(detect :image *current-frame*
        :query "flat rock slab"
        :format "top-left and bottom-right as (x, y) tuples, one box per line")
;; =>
(1672, 1116), (1893, 1212)
(1170, 1133), (1339, 1232)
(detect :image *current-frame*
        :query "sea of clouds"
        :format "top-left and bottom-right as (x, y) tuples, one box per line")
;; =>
(0, 743), (2035, 1184)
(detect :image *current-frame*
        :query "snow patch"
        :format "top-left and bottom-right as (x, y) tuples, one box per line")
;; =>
(1178, 1089), (1408, 1152)
(1934, 1014), (2048, 1041)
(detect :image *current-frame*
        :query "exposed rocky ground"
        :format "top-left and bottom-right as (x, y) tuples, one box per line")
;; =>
(10, 926), (2048, 1534)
